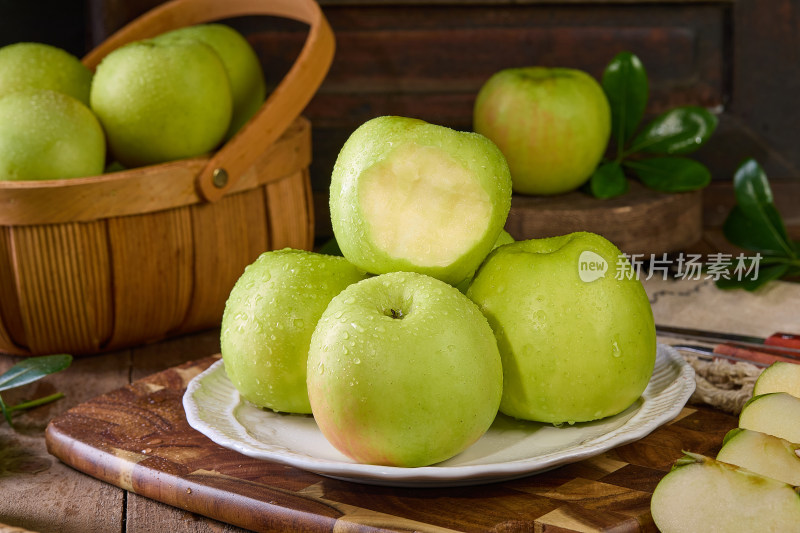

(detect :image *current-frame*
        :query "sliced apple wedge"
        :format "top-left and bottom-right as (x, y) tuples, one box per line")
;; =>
(717, 428), (800, 485)
(651, 452), (800, 533)
(754, 361), (800, 398)
(739, 392), (800, 443)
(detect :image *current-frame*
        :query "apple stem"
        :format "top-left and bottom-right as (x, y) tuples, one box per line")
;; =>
(389, 309), (404, 320)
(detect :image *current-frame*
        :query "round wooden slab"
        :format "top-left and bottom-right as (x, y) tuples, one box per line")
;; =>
(505, 180), (703, 255)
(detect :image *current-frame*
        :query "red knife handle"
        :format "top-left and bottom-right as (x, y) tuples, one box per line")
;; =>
(714, 343), (799, 366)
(765, 332), (800, 350)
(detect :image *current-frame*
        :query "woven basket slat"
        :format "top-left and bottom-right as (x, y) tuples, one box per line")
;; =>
(0, 229), (25, 348)
(11, 222), (113, 354)
(266, 168), (315, 251)
(176, 187), (271, 333)
(105, 209), (195, 349)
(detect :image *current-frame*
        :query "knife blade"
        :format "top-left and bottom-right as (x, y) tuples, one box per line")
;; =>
(656, 325), (800, 360)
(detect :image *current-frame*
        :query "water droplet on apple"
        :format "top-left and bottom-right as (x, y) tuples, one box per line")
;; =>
(342, 331), (350, 339)
(611, 340), (621, 357)
(293, 318), (304, 329)
(317, 363), (325, 375)
(353, 357), (361, 364)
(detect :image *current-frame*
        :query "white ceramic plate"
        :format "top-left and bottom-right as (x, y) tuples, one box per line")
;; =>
(183, 344), (694, 487)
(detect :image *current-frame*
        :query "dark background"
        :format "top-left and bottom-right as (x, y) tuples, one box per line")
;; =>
(2, 0), (798, 242)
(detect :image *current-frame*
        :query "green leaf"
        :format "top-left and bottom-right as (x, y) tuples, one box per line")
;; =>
(723, 205), (792, 256)
(0, 394), (11, 427)
(586, 161), (628, 198)
(715, 263), (790, 291)
(317, 237), (343, 256)
(602, 51), (649, 149)
(625, 157), (711, 192)
(629, 106), (718, 155)
(0, 354), (72, 392)
(730, 159), (793, 256)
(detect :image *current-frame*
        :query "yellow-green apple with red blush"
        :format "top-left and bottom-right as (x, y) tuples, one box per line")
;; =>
(474, 67), (611, 195)
(329, 115), (512, 286)
(220, 249), (368, 414)
(307, 271), (503, 467)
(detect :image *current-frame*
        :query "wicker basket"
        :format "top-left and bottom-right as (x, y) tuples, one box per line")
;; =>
(0, 0), (334, 356)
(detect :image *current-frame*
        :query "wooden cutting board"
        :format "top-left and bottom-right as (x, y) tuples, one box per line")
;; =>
(45, 355), (736, 533)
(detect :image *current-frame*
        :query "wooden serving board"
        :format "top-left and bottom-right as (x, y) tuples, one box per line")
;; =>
(45, 355), (736, 533)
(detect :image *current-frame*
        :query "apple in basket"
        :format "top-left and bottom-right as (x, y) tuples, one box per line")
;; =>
(328, 115), (513, 286)
(466, 231), (657, 424)
(0, 42), (93, 105)
(306, 271), (503, 467)
(90, 36), (232, 167)
(155, 23), (266, 139)
(0, 90), (105, 181)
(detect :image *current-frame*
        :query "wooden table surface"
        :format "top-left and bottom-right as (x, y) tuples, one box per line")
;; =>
(0, 323), (741, 533)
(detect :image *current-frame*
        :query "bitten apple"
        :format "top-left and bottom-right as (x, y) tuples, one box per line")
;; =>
(307, 271), (503, 467)
(220, 249), (368, 414)
(329, 116), (512, 285)
(474, 67), (611, 195)
(467, 231), (656, 424)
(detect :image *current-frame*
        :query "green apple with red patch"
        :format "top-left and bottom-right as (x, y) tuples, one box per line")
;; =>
(473, 67), (611, 195)
(220, 249), (368, 414)
(329, 115), (512, 286)
(307, 271), (503, 467)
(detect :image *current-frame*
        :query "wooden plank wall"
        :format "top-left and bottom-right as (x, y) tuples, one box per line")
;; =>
(80, 0), (800, 240)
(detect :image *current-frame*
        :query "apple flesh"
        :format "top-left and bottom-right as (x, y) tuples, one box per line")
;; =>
(0, 42), (92, 105)
(307, 271), (503, 467)
(716, 428), (800, 486)
(753, 361), (800, 398)
(739, 392), (800, 443)
(467, 231), (656, 424)
(90, 38), (232, 167)
(0, 90), (105, 181)
(329, 115), (512, 286)
(473, 67), (611, 195)
(220, 249), (368, 414)
(156, 24), (266, 139)
(651, 452), (800, 533)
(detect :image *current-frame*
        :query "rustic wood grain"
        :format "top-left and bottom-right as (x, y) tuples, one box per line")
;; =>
(45, 355), (737, 533)
(505, 180), (703, 255)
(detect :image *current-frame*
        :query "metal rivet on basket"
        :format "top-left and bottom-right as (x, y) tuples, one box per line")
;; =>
(212, 168), (229, 188)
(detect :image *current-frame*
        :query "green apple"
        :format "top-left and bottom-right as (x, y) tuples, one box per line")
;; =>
(90, 38), (232, 167)
(473, 67), (611, 195)
(307, 271), (503, 467)
(467, 231), (656, 424)
(753, 361), (800, 398)
(329, 115), (512, 286)
(739, 392), (800, 443)
(651, 452), (800, 533)
(156, 24), (266, 139)
(0, 90), (105, 181)
(220, 249), (368, 414)
(717, 428), (800, 486)
(0, 42), (92, 105)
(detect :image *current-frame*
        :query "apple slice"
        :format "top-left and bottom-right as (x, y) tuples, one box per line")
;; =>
(651, 452), (800, 532)
(329, 116), (512, 285)
(739, 392), (800, 443)
(717, 428), (800, 485)
(754, 361), (800, 398)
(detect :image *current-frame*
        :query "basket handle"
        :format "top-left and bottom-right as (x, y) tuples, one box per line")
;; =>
(83, 0), (334, 203)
